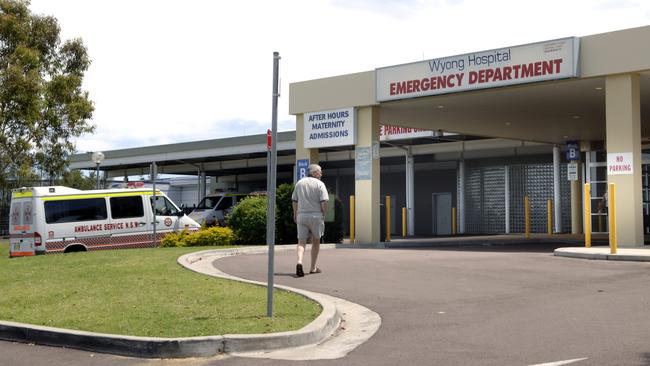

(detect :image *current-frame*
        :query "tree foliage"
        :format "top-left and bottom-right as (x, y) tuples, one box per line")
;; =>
(275, 183), (297, 244)
(0, 0), (94, 189)
(59, 169), (95, 190)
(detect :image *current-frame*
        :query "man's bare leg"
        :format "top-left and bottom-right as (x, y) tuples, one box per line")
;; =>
(309, 235), (320, 273)
(296, 239), (307, 277)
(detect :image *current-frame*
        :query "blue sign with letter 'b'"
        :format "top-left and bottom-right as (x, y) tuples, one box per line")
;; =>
(566, 141), (579, 161)
(297, 159), (309, 181)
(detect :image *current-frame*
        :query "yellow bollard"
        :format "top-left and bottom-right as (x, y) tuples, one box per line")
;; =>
(584, 183), (591, 248)
(452, 207), (457, 235)
(524, 195), (530, 239)
(385, 196), (391, 242)
(609, 183), (617, 254)
(402, 207), (407, 237)
(350, 195), (355, 244)
(547, 199), (553, 235)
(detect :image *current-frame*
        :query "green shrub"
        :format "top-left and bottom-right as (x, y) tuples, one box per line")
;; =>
(159, 227), (235, 247)
(275, 183), (297, 244)
(160, 230), (188, 247)
(227, 195), (267, 245)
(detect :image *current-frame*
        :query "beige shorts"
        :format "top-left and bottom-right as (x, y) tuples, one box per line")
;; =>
(297, 213), (324, 240)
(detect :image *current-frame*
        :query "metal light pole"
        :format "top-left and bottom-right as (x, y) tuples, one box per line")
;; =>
(266, 51), (280, 317)
(151, 161), (158, 247)
(91, 151), (105, 189)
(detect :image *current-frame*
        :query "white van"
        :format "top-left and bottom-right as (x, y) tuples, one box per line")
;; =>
(188, 193), (249, 227)
(8, 186), (200, 257)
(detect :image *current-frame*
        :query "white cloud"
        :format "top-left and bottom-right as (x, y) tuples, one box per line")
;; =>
(27, 0), (650, 153)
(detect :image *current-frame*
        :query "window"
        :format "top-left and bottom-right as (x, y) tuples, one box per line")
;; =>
(196, 196), (222, 209)
(10, 203), (21, 226)
(151, 196), (180, 216)
(45, 198), (107, 224)
(110, 196), (144, 219)
(216, 197), (234, 210)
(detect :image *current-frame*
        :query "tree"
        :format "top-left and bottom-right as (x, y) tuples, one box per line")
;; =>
(0, 0), (94, 189)
(59, 169), (95, 190)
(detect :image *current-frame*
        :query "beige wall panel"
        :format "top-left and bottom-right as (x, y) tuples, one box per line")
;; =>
(290, 71), (376, 115)
(606, 73), (643, 246)
(295, 114), (320, 163)
(581, 26), (650, 78)
(354, 106), (381, 243)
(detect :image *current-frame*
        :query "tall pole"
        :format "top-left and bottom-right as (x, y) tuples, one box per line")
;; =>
(152, 161), (157, 247)
(266, 51), (280, 317)
(91, 151), (104, 189)
(553, 145), (562, 233)
(96, 163), (100, 189)
(406, 147), (414, 236)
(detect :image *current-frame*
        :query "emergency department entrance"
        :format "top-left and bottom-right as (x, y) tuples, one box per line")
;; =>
(290, 26), (650, 246)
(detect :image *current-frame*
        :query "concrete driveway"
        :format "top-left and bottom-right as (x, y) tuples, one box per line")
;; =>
(2, 243), (650, 366)
(215, 243), (650, 366)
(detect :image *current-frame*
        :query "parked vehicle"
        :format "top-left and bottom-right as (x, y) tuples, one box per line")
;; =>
(8, 186), (200, 257)
(188, 193), (247, 227)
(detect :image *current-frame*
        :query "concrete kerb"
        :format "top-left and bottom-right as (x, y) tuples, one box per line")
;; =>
(177, 245), (342, 354)
(554, 247), (650, 261)
(0, 244), (344, 359)
(0, 320), (224, 358)
(336, 236), (593, 249)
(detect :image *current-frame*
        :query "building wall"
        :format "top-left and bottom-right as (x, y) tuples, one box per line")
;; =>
(277, 154), (573, 237)
(461, 158), (571, 234)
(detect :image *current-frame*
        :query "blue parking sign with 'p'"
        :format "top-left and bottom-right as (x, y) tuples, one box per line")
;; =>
(297, 159), (309, 181)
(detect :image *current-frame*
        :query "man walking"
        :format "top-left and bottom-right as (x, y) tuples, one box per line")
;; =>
(292, 164), (329, 277)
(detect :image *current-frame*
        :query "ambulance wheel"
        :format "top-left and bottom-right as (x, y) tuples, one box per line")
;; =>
(64, 244), (88, 253)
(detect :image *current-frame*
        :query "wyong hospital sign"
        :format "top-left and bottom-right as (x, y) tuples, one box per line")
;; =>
(376, 37), (579, 102)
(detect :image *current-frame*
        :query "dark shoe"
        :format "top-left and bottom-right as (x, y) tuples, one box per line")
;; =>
(296, 264), (304, 277)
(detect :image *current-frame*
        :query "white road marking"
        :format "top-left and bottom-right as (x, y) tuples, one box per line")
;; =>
(529, 357), (588, 366)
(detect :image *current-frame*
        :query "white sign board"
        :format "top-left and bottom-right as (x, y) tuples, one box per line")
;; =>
(567, 163), (578, 181)
(355, 147), (371, 180)
(607, 152), (634, 175)
(304, 107), (356, 148)
(376, 37), (579, 102)
(380, 125), (434, 141)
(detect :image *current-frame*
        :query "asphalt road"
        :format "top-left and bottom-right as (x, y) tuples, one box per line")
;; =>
(2, 243), (650, 366)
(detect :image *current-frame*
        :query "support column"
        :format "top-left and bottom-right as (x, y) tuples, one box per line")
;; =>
(406, 148), (415, 236)
(553, 146), (562, 233)
(295, 114), (320, 172)
(458, 159), (466, 234)
(200, 170), (207, 200)
(354, 106), (380, 243)
(606, 73), (643, 247)
(197, 168), (202, 204)
(505, 165), (510, 234)
(570, 158), (583, 234)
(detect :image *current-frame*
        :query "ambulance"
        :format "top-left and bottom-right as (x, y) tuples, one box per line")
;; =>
(8, 186), (200, 257)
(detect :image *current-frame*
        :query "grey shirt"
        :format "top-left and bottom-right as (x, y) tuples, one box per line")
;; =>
(292, 177), (328, 214)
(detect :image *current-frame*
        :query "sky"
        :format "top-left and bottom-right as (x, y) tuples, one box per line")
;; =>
(27, 0), (650, 154)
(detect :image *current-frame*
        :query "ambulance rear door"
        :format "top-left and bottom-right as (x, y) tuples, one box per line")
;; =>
(9, 197), (36, 257)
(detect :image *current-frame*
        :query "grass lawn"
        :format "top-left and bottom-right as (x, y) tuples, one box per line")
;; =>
(0, 241), (320, 337)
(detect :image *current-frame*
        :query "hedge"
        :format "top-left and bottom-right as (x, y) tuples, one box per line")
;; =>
(227, 195), (267, 245)
(160, 226), (235, 247)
